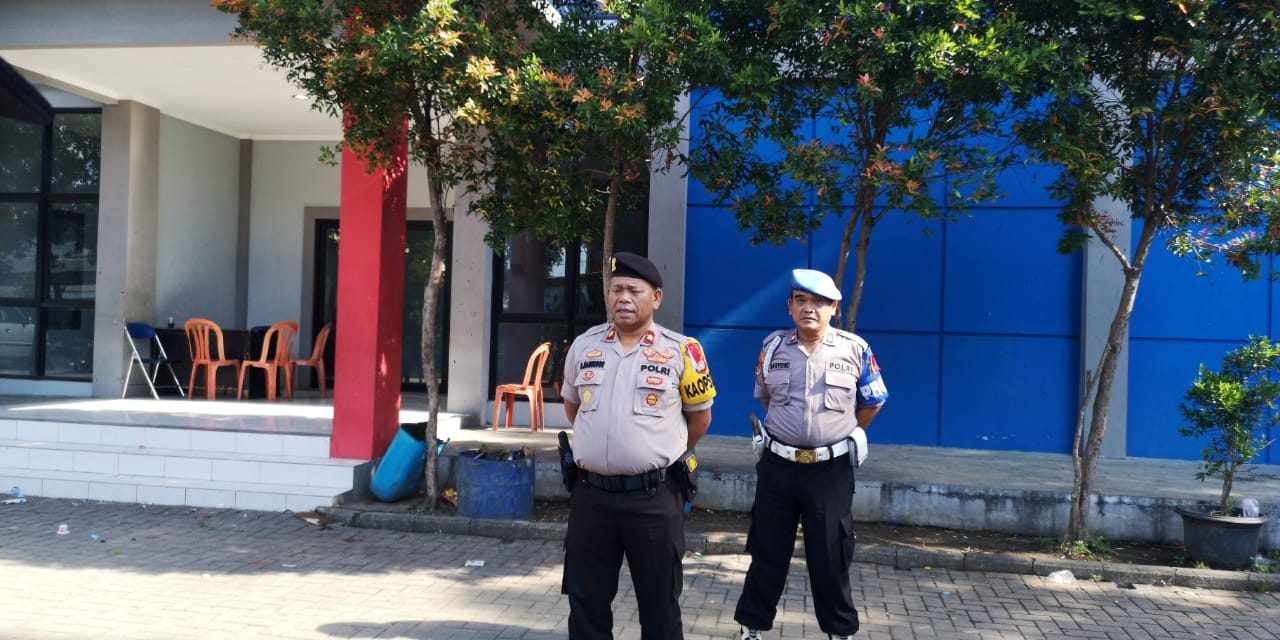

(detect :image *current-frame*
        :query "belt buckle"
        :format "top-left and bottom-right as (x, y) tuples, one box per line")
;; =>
(794, 449), (817, 464)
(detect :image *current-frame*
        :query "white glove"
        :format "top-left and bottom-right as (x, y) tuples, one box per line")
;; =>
(849, 426), (868, 467)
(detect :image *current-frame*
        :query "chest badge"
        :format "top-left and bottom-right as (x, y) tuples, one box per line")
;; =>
(641, 330), (656, 346)
(645, 375), (663, 385)
(645, 392), (659, 406)
(583, 370), (595, 382)
(582, 389), (593, 404)
(644, 348), (674, 364)
(585, 348), (602, 358)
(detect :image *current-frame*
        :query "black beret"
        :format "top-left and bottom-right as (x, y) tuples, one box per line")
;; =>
(610, 252), (663, 289)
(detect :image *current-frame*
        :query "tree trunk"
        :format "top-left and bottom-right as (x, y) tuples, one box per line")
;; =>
(844, 209), (875, 333)
(420, 178), (448, 511)
(1065, 221), (1158, 541)
(600, 162), (621, 306)
(832, 185), (875, 331)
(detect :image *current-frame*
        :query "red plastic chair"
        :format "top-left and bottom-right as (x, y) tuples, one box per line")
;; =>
(237, 320), (298, 401)
(184, 318), (239, 401)
(291, 322), (332, 398)
(492, 342), (552, 432)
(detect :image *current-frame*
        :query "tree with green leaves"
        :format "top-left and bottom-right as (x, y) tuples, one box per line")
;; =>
(690, 0), (1061, 330)
(457, 0), (720, 296)
(1016, 0), (1280, 541)
(215, 0), (535, 510)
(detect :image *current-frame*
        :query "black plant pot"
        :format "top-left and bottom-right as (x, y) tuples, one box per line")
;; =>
(1176, 505), (1267, 570)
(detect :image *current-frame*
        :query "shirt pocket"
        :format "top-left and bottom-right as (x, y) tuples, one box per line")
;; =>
(634, 372), (671, 416)
(823, 370), (857, 412)
(764, 369), (791, 406)
(575, 369), (604, 412)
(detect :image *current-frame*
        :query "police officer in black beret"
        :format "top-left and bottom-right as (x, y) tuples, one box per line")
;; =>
(560, 251), (716, 639)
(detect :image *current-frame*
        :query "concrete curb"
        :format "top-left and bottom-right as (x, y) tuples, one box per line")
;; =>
(320, 506), (1276, 592)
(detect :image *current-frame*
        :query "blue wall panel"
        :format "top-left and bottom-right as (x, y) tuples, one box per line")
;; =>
(683, 206), (810, 328)
(1126, 233), (1273, 459)
(1130, 236), (1269, 340)
(1126, 338), (1247, 460)
(979, 162), (1063, 209)
(856, 331), (941, 446)
(684, 327), (772, 439)
(809, 213), (943, 333)
(940, 335), (1079, 452)
(944, 210), (1080, 336)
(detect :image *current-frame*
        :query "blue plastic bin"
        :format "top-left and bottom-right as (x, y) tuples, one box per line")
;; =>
(369, 424), (429, 502)
(455, 452), (535, 519)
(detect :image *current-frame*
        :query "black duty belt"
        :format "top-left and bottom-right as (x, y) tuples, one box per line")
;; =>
(581, 468), (668, 492)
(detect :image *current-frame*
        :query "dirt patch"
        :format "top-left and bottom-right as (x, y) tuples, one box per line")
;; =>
(527, 500), (1190, 568)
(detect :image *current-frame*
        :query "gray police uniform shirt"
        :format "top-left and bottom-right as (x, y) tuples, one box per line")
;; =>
(562, 322), (716, 476)
(755, 328), (888, 448)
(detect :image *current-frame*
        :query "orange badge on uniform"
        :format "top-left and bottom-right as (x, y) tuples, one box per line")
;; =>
(646, 375), (663, 385)
(582, 389), (593, 403)
(645, 392), (658, 406)
(686, 340), (708, 374)
(586, 348), (602, 358)
(644, 348), (673, 364)
(583, 371), (595, 381)
(641, 330), (656, 346)
(604, 328), (616, 342)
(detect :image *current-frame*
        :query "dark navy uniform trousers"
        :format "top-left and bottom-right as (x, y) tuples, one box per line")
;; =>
(562, 475), (685, 640)
(734, 449), (859, 636)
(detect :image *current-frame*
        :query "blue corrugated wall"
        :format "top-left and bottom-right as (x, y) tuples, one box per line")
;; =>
(684, 89), (1276, 461)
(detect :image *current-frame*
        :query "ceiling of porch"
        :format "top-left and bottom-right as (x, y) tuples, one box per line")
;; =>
(0, 44), (341, 141)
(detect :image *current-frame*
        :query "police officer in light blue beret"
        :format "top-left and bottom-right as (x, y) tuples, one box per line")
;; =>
(735, 268), (888, 640)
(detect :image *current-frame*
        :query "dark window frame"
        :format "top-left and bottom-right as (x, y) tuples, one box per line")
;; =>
(0, 108), (100, 381)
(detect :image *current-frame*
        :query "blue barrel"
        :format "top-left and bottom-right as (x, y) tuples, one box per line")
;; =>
(456, 452), (535, 519)
(369, 425), (427, 502)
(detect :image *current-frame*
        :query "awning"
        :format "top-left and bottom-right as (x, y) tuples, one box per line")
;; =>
(0, 55), (54, 125)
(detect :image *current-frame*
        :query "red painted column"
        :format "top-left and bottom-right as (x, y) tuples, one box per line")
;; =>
(331, 142), (408, 459)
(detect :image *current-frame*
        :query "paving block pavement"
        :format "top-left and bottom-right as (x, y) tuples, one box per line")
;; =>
(1, 498), (1278, 639)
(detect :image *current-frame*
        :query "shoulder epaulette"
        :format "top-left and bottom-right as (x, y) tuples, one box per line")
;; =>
(581, 323), (611, 338)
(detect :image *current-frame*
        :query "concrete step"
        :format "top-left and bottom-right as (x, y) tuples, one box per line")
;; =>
(0, 466), (353, 512)
(0, 417), (367, 512)
(0, 440), (362, 488)
(0, 418), (332, 457)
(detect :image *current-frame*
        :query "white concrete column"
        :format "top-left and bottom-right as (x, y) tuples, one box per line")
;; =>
(1080, 196), (1132, 457)
(649, 93), (690, 331)
(92, 100), (160, 397)
(445, 189), (493, 417)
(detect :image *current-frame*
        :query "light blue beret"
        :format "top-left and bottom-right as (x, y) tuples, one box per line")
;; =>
(791, 268), (842, 302)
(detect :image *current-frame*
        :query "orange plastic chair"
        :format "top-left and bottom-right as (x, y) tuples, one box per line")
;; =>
(184, 318), (240, 401)
(237, 320), (298, 401)
(492, 342), (552, 432)
(291, 322), (332, 398)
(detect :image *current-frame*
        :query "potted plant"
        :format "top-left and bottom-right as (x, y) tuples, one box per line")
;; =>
(1176, 336), (1278, 569)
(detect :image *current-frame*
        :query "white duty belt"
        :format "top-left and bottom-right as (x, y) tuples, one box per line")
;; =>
(765, 435), (850, 464)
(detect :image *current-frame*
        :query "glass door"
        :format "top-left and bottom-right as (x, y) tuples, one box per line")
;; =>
(312, 219), (451, 393)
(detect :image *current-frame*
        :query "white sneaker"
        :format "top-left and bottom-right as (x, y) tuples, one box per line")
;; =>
(739, 627), (763, 640)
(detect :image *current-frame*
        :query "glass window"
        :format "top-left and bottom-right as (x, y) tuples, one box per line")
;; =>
(0, 202), (38, 298)
(402, 223), (451, 390)
(0, 306), (36, 376)
(47, 202), (98, 301)
(0, 109), (99, 380)
(502, 234), (567, 315)
(43, 307), (93, 378)
(494, 322), (570, 400)
(0, 118), (42, 193)
(489, 207), (649, 399)
(50, 113), (101, 194)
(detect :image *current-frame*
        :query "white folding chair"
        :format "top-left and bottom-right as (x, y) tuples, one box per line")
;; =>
(122, 322), (185, 399)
